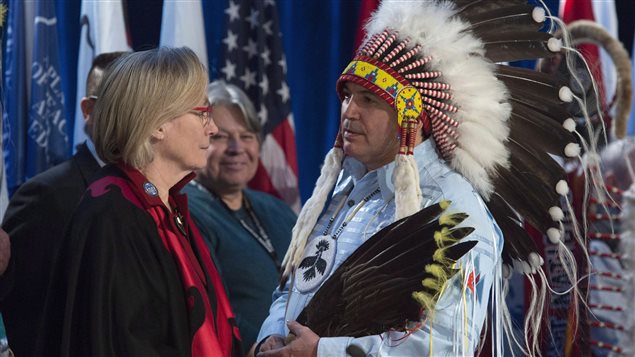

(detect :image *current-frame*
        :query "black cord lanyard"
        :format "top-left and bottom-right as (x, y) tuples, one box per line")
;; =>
(238, 196), (281, 272)
(213, 190), (281, 272)
(191, 181), (283, 272)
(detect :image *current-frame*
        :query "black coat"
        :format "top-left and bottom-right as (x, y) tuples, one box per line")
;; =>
(0, 143), (100, 357)
(37, 165), (242, 356)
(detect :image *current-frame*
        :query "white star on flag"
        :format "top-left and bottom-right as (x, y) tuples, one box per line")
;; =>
(247, 9), (259, 30)
(240, 68), (257, 89)
(243, 38), (258, 59)
(223, 31), (238, 52)
(259, 75), (269, 95)
(279, 55), (287, 75)
(277, 82), (290, 103)
(261, 48), (271, 66)
(258, 105), (268, 125)
(263, 21), (273, 36)
(221, 60), (236, 80)
(225, 1), (240, 22)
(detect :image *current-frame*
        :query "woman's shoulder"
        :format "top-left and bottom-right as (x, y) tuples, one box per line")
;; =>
(72, 171), (155, 238)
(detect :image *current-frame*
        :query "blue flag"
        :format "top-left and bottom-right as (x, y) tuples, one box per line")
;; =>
(2, 0), (69, 194)
(27, 1), (69, 182)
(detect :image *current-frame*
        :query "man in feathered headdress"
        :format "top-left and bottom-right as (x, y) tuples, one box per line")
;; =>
(257, 1), (591, 356)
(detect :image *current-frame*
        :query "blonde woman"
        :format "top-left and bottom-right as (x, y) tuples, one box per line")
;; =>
(38, 48), (241, 356)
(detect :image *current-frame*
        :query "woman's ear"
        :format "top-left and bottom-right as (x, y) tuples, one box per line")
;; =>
(151, 124), (167, 141)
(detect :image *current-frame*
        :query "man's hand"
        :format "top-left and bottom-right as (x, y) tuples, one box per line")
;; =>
(257, 321), (319, 357)
(0, 228), (10, 275)
(258, 335), (286, 353)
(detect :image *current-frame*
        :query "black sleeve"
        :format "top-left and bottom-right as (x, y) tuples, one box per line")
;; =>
(0, 179), (81, 357)
(0, 255), (14, 301)
(1, 177), (81, 297)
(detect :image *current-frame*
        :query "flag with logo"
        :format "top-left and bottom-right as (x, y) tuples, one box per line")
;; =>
(219, 0), (300, 212)
(2, 0), (67, 194)
(72, 0), (130, 148)
(27, 1), (68, 181)
(3, 0), (28, 195)
(160, 0), (208, 67)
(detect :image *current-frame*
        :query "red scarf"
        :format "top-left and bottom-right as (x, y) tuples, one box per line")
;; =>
(100, 165), (240, 356)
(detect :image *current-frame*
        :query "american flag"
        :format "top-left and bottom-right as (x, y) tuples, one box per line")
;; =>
(219, 0), (300, 212)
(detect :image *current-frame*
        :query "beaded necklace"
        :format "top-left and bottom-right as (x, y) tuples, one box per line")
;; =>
(321, 188), (381, 239)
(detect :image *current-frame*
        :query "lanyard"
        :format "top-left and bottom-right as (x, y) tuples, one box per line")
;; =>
(190, 181), (281, 271)
(237, 196), (281, 271)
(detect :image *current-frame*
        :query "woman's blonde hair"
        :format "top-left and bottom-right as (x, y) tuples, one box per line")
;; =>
(92, 47), (208, 169)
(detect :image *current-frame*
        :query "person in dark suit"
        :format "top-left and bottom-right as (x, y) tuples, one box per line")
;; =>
(0, 52), (125, 357)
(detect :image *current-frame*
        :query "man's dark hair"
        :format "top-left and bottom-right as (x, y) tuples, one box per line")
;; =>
(85, 51), (128, 97)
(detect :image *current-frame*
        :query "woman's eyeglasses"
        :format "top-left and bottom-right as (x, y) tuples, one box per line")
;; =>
(190, 106), (213, 127)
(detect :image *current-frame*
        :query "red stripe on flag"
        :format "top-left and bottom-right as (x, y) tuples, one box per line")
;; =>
(249, 117), (301, 211)
(270, 116), (298, 175)
(249, 161), (279, 199)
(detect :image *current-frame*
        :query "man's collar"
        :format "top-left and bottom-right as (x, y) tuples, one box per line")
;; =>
(341, 139), (441, 202)
(85, 139), (106, 167)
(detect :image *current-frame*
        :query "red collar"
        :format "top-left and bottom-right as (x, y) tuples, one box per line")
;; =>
(116, 164), (196, 215)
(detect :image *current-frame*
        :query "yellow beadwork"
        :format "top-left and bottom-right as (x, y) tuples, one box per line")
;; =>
(342, 60), (425, 127)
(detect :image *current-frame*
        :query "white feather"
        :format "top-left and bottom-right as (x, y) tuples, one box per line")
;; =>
(393, 154), (422, 220)
(281, 148), (343, 279)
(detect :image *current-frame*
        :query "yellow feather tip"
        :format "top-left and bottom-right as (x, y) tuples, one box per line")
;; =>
(439, 200), (451, 210)
(412, 291), (434, 310)
(422, 278), (439, 290)
(434, 227), (458, 248)
(425, 263), (445, 279)
(439, 214), (452, 226)
(433, 248), (449, 264)
(439, 212), (469, 227)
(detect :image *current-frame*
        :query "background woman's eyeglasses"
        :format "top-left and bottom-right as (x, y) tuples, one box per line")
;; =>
(190, 106), (213, 127)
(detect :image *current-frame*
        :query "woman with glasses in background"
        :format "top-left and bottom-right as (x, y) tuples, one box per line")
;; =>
(37, 47), (242, 357)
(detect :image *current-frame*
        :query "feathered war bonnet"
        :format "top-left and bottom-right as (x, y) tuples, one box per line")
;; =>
(282, 0), (583, 284)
